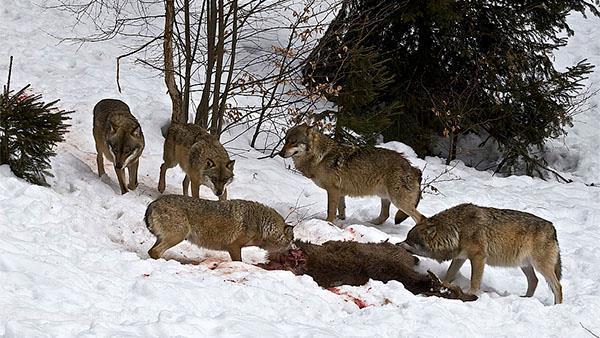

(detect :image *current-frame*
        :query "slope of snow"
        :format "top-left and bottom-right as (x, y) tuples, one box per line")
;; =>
(1, 1), (600, 337)
(550, 13), (600, 184)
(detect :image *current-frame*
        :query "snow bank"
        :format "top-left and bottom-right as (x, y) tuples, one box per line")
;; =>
(1, 1), (600, 337)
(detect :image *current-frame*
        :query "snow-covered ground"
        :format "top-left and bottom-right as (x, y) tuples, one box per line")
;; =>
(1, 1), (600, 336)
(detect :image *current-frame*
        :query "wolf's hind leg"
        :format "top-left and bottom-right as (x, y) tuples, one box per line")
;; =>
(521, 265), (538, 297)
(337, 195), (346, 220)
(535, 261), (563, 304)
(148, 224), (187, 260)
(158, 163), (170, 193)
(148, 234), (185, 259)
(326, 190), (341, 222)
(467, 254), (486, 295)
(370, 198), (391, 225)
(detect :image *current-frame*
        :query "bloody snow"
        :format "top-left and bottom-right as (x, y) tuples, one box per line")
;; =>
(1, 1), (600, 337)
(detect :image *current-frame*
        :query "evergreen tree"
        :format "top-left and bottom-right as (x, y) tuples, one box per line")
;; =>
(305, 0), (598, 177)
(1, 69), (71, 186)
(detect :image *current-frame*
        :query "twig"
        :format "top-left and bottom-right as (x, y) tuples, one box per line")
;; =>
(284, 191), (318, 226)
(5, 56), (13, 95)
(257, 137), (285, 159)
(581, 322), (600, 338)
(116, 35), (163, 93)
(420, 162), (462, 196)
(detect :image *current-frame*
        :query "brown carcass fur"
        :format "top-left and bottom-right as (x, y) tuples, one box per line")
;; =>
(259, 240), (477, 302)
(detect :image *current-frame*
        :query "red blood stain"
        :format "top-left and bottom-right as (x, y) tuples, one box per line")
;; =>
(327, 287), (370, 309)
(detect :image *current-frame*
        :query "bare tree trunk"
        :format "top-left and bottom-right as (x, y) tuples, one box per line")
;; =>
(195, 0), (217, 128)
(250, 7), (305, 147)
(164, 0), (185, 123)
(182, 0), (192, 118)
(216, 0), (238, 135)
(209, 0), (226, 135)
(0, 56), (13, 165)
(446, 131), (458, 165)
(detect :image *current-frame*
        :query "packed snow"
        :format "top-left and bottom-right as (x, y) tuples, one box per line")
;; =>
(1, 1), (600, 337)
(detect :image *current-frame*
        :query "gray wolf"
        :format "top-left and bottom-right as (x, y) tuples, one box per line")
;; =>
(158, 123), (234, 200)
(400, 203), (563, 304)
(279, 124), (422, 224)
(93, 98), (145, 194)
(145, 194), (294, 262)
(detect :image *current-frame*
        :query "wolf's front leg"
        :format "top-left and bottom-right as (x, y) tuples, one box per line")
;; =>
(444, 258), (466, 283)
(127, 159), (139, 190)
(227, 244), (242, 261)
(96, 147), (105, 177)
(190, 179), (200, 198)
(115, 167), (128, 194)
(326, 190), (341, 222)
(182, 175), (190, 196)
(158, 163), (168, 193)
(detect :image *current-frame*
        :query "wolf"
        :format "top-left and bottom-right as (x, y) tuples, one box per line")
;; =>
(93, 98), (145, 194)
(158, 123), (234, 200)
(279, 124), (423, 225)
(400, 203), (563, 304)
(145, 195), (294, 262)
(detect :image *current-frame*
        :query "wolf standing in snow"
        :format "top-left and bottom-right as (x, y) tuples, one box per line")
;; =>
(93, 99), (145, 194)
(158, 123), (234, 200)
(145, 195), (294, 262)
(279, 124), (423, 225)
(400, 203), (563, 304)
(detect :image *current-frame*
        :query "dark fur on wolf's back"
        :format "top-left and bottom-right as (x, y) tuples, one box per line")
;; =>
(259, 240), (477, 302)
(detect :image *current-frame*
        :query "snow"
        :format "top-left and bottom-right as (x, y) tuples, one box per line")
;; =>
(1, 1), (600, 337)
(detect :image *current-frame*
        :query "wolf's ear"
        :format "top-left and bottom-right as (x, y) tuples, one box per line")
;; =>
(206, 158), (215, 168)
(131, 126), (141, 137)
(226, 159), (235, 170)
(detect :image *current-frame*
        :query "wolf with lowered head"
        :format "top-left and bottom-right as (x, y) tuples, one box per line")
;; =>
(279, 124), (423, 225)
(145, 195), (294, 262)
(400, 203), (563, 304)
(93, 99), (145, 194)
(158, 123), (234, 200)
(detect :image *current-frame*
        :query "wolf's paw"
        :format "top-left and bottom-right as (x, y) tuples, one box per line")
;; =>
(128, 182), (138, 190)
(369, 217), (387, 225)
(467, 288), (483, 297)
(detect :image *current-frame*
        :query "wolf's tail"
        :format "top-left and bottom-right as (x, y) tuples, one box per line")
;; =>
(415, 167), (423, 206)
(416, 167), (423, 185)
(160, 122), (171, 138)
(144, 201), (155, 233)
(551, 227), (562, 280)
